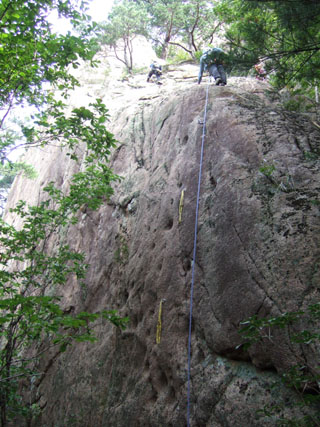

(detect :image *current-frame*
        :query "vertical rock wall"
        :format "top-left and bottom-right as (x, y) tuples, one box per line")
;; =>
(6, 78), (320, 426)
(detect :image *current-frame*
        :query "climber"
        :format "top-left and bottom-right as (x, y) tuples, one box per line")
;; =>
(147, 62), (162, 84)
(254, 61), (267, 80)
(198, 47), (227, 86)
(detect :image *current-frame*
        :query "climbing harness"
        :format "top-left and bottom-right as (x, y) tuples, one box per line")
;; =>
(187, 82), (210, 427)
(178, 189), (185, 224)
(156, 299), (166, 344)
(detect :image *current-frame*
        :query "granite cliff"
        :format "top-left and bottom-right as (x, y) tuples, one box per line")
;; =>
(5, 59), (320, 426)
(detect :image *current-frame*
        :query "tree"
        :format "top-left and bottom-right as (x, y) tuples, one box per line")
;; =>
(0, 1), (128, 424)
(0, 0), (102, 164)
(0, 101), (129, 425)
(142, 0), (185, 59)
(215, 0), (320, 87)
(96, 0), (220, 63)
(174, 0), (221, 57)
(97, 0), (149, 71)
(134, 0), (220, 59)
(0, 0), (99, 118)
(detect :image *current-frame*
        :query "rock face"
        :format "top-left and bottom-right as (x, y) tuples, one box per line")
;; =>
(5, 65), (320, 426)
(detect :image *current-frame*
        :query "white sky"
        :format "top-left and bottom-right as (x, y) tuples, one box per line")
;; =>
(50, 0), (115, 33)
(86, 0), (114, 22)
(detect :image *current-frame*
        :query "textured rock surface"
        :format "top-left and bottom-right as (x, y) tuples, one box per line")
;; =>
(5, 63), (320, 426)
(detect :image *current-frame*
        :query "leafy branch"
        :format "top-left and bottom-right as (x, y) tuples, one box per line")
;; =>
(238, 304), (320, 425)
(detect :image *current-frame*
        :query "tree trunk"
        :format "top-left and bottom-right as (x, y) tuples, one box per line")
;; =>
(160, 42), (169, 59)
(0, 392), (7, 427)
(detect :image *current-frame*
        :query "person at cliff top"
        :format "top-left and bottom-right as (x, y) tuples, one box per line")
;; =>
(147, 62), (162, 83)
(254, 61), (267, 80)
(198, 47), (227, 86)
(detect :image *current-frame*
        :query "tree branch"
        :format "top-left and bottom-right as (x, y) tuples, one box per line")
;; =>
(168, 41), (192, 55)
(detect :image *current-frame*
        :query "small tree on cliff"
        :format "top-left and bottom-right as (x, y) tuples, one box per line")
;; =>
(134, 0), (220, 59)
(137, 0), (184, 59)
(178, 0), (221, 57)
(0, 0), (128, 425)
(239, 305), (320, 425)
(97, 0), (149, 72)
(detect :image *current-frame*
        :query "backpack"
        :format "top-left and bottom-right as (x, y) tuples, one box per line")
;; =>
(202, 48), (224, 66)
(151, 63), (162, 72)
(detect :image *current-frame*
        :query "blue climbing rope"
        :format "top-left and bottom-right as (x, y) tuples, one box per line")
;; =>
(187, 83), (210, 427)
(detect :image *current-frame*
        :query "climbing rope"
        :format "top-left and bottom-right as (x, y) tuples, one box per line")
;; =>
(187, 82), (210, 427)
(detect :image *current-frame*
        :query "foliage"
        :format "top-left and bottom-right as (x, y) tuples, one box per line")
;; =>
(136, 0), (220, 59)
(0, 0), (128, 425)
(280, 87), (319, 113)
(215, 0), (320, 88)
(97, 0), (221, 62)
(0, 108), (129, 425)
(0, 163), (37, 185)
(137, 0), (184, 59)
(176, 0), (221, 57)
(238, 304), (320, 425)
(0, 0), (101, 168)
(259, 163), (276, 177)
(97, 0), (149, 71)
(0, 163), (37, 214)
(114, 235), (129, 264)
(0, 0), (99, 112)
(166, 47), (191, 64)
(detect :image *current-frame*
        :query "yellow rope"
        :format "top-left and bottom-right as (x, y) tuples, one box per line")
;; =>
(179, 189), (185, 224)
(156, 299), (164, 344)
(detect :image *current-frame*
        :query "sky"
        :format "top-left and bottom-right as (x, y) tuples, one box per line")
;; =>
(86, 0), (114, 22)
(50, 0), (115, 33)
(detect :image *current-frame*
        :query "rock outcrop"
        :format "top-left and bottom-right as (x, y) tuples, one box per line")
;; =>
(5, 63), (320, 426)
